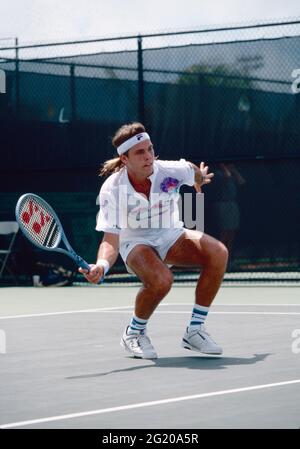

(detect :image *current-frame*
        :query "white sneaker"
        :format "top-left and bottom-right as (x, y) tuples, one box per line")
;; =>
(120, 326), (158, 359)
(181, 325), (223, 355)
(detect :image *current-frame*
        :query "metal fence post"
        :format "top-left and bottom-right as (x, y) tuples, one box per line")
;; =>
(70, 64), (76, 122)
(15, 37), (20, 118)
(137, 35), (145, 124)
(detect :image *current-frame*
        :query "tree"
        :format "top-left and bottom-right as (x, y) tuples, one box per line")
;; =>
(177, 63), (252, 89)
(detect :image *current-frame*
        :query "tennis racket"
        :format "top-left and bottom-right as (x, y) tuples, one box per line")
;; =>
(15, 193), (91, 271)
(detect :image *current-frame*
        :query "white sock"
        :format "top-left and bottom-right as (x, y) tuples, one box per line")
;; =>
(127, 314), (148, 335)
(188, 304), (209, 332)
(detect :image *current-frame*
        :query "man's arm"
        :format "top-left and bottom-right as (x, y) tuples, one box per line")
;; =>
(188, 161), (214, 193)
(96, 232), (119, 268)
(79, 232), (119, 284)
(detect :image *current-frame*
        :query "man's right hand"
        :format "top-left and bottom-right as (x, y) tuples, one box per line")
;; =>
(78, 264), (104, 284)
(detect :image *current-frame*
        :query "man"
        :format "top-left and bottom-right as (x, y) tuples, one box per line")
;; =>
(79, 122), (228, 359)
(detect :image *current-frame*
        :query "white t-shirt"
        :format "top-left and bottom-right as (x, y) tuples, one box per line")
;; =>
(96, 159), (195, 242)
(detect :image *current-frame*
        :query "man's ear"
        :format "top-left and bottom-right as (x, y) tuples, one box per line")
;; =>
(120, 154), (127, 164)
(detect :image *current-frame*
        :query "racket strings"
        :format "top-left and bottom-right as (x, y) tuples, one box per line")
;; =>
(18, 196), (60, 248)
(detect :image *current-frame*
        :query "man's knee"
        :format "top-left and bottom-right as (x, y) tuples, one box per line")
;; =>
(145, 269), (173, 296)
(205, 240), (228, 268)
(213, 242), (228, 266)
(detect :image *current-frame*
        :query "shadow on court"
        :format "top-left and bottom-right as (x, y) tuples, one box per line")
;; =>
(66, 353), (271, 379)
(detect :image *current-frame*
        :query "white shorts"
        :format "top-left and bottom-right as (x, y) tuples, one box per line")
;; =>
(120, 227), (186, 275)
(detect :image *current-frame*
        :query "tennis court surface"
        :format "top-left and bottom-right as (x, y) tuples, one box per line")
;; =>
(0, 284), (300, 429)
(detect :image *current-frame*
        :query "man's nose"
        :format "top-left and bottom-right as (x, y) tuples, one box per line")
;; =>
(145, 152), (153, 161)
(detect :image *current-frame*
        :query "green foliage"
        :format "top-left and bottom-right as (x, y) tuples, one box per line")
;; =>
(177, 64), (251, 89)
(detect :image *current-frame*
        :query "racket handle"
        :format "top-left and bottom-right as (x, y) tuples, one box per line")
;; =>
(74, 254), (104, 284)
(76, 257), (91, 272)
(77, 257), (104, 284)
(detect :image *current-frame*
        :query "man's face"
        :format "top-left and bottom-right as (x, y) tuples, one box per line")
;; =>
(121, 139), (155, 178)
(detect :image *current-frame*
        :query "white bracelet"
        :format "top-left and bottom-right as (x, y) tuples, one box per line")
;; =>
(96, 259), (110, 275)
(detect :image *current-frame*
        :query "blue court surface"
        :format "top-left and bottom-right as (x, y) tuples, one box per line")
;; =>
(0, 284), (300, 429)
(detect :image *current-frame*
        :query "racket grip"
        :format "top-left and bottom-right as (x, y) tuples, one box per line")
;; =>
(77, 258), (104, 284)
(77, 258), (91, 272)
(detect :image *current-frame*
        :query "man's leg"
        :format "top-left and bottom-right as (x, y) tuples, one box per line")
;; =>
(165, 230), (228, 307)
(126, 244), (173, 319)
(121, 244), (173, 359)
(219, 230), (236, 270)
(164, 230), (228, 354)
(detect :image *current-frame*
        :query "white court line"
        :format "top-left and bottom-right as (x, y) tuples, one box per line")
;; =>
(1, 303), (300, 320)
(162, 303), (300, 307)
(151, 303), (299, 306)
(98, 311), (300, 316)
(1, 378), (300, 429)
(0, 306), (134, 320)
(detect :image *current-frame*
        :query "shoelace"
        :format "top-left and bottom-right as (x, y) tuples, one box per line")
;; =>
(197, 326), (219, 345)
(126, 333), (140, 349)
(126, 332), (151, 350)
(189, 325), (210, 336)
(199, 325), (210, 335)
(138, 333), (152, 349)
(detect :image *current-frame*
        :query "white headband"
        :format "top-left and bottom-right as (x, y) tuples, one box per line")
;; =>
(117, 132), (151, 155)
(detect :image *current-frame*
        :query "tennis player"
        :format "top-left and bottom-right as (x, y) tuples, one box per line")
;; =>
(79, 122), (228, 359)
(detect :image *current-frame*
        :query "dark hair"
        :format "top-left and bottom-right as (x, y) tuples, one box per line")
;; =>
(112, 122), (145, 148)
(100, 122), (146, 177)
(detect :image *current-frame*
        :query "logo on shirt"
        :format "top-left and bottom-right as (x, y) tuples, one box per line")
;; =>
(160, 177), (180, 193)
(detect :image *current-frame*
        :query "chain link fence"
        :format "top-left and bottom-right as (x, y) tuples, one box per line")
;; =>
(0, 18), (300, 283)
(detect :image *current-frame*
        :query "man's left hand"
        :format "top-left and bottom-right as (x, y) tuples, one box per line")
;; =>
(194, 161), (214, 192)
